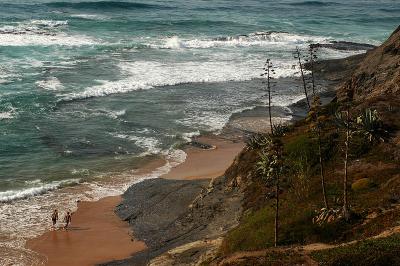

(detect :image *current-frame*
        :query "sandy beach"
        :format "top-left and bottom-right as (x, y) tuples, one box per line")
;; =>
(26, 196), (146, 266)
(163, 136), (244, 180)
(26, 135), (243, 265)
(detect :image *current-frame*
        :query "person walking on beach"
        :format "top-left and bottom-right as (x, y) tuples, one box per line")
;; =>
(51, 209), (58, 230)
(64, 211), (72, 230)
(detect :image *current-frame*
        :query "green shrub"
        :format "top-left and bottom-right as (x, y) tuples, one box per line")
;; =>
(221, 206), (275, 254)
(285, 134), (319, 172)
(311, 234), (400, 266)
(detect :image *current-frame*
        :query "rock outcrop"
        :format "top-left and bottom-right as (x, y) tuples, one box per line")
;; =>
(338, 26), (400, 102)
(103, 177), (242, 266)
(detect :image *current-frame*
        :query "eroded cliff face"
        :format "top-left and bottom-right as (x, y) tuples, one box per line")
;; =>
(338, 26), (400, 102)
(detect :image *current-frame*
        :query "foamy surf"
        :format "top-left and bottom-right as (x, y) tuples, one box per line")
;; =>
(0, 33), (97, 47)
(0, 19), (97, 46)
(0, 179), (81, 203)
(0, 148), (186, 266)
(161, 32), (331, 49)
(35, 77), (64, 91)
(60, 59), (303, 101)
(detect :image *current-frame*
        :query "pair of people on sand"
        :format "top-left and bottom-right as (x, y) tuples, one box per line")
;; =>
(51, 209), (72, 230)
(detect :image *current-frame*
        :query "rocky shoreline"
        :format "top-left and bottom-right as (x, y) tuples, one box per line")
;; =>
(102, 177), (242, 266)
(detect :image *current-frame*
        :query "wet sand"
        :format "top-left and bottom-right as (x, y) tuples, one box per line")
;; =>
(163, 136), (244, 180)
(27, 196), (146, 266)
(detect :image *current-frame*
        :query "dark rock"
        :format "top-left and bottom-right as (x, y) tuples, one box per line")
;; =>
(101, 177), (242, 266)
(310, 41), (376, 51)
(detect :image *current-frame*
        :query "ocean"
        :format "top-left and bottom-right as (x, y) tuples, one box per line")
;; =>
(0, 0), (398, 264)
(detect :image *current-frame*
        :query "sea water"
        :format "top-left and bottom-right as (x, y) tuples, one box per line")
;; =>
(0, 0), (398, 264)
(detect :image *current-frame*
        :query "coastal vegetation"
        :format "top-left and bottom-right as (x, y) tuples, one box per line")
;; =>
(216, 26), (400, 265)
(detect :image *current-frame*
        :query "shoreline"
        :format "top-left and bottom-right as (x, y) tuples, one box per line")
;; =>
(25, 135), (244, 265)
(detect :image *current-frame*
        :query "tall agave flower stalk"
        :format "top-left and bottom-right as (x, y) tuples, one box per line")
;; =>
(308, 96), (329, 209)
(256, 136), (284, 247)
(262, 59), (275, 135)
(335, 105), (355, 221)
(294, 47), (311, 109)
(305, 46), (329, 209)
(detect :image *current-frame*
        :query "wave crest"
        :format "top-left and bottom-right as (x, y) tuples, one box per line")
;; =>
(161, 32), (330, 49)
(0, 179), (81, 202)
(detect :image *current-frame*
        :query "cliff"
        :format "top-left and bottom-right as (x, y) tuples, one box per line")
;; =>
(338, 26), (400, 102)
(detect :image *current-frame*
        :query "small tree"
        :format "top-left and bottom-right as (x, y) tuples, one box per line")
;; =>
(256, 136), (284, 247)
(262, 59), (275, 134)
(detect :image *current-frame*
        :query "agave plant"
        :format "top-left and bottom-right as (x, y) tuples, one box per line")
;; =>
(246, 133), (272, 150)
(356, 109), (387, 143)
(272, 123), (290, 137)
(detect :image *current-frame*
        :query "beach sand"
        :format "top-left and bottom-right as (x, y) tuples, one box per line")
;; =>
(26, 196), (146, 266)
(26, 136), (244, 265)
(163, 136), (244, 180)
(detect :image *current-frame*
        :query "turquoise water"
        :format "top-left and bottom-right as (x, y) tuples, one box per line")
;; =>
(0, 0), (398, 201)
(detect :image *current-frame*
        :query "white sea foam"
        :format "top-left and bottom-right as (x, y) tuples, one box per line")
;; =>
(35, 77), (64, 91)
(0, 20), (67, 35)
(112, 133), (162, 155)
(29, 20), (68, 28)
(0, 19), (96, 46)
(0, 33), (97, 47)
(0, 179), (81, 202)
(92, 108), (126, 119)
(61, 59), (301, 101)
(181, 131), (201, 142)
(164, 36), (186, 49)
(0, 106), (17, 120)
(70, 14), (109, 20)
(161, 32), (331, 49)
(0, 111), (14, 120)
(0, 147), (186, 265)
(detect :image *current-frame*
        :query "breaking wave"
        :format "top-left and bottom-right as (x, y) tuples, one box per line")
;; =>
(59, 59), (302, 101)
(0, 19), (96, 46)
(0, 179), (81, 202)
(161, 31), (331, 49)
